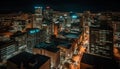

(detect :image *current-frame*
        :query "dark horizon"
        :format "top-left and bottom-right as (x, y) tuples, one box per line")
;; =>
(0, 0), (120, 13)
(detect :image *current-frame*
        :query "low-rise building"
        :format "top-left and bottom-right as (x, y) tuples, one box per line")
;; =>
(10, 31), (27, 52)
(7, 52), (50, 69)
(0, 40), (17, 62)
(33, 42), (60, 68)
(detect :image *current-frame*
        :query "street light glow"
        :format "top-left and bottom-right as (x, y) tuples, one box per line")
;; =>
(60, 16), (63, 18)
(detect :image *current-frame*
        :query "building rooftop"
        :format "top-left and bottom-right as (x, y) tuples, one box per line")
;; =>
(65, 33), (79, 39)
(54, 38), (72, 49)
(35, 42), (60, 53)
(59, 31), (80, 39)
(81, 53), (119, 69)
(8, 52), (50, 69)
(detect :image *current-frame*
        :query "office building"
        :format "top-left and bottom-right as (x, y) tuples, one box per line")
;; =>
(43, 6), (53, 20)
(26, 28), (40, 52)
(33, 6), (43, 29)
(88, 21), (113, 58)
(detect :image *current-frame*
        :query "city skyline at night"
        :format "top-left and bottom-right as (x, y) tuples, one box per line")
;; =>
(0, 0), (120, 13)
(0, 0), (120, 69)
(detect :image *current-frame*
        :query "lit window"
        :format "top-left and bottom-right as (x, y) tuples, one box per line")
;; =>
(30, 30), (35, 34)
(36, 29), (39, 32)
(72, 15), (77, 19)
(60, 16), (63, 18)
(34, 6), (42, 9)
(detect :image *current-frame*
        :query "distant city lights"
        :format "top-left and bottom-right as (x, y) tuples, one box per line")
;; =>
(72, 15), (77, 19)
(29, 29), (40, 34)
(30, 30), (35, 34)
(46, 6), (50, 9)
(34, 6), (43, 9)
(60, 16), (63, 18)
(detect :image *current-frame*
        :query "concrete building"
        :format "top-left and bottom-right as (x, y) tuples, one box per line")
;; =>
(33, 6), (43, 29)
(33, 42), (60, 68)
(43, 6), (53, 20)
(57, 39), (73, 60)
(88, 21), (113, 58)
(81, 53), (118, 69)
(7, 52), (50, 69)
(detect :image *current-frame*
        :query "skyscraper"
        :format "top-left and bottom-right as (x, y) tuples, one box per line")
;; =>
(26, 28), (40, 52)
(89, 21), (113, 58)
(33, 7), (43, 29)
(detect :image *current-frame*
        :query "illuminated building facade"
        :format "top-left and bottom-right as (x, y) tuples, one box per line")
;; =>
(33, 42), (60, 68)
(112, 13), (120, 68)
(112, 14), (120, 48)
(81, 11), (113, 58)
(33, 7), (43, 29)
(89, 22), (113, 58)
(43, 6), (53, 20)
(42, 21), (52, 43)
(42, 6), (54, 42)
(12, 20), (26, 32)
(0, 13), (33, 33)
(0, 40), (17, 62)
(26, 28), (40, 52)
(81, 12), (119, 69)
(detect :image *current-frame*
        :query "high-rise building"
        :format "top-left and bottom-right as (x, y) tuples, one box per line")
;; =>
(26, 28), (40, 52)
(43, 6), (53, 20)
(81, 12), (119, 69)
(33, 7), (43, 29)
(81, 12), (113, 58)
(112, 13), (120, 68)
(112, 14), (120, 48)
(88, 21), (113, 58)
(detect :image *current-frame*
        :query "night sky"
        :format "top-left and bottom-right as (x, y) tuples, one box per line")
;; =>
(0, 0), (120, 13)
